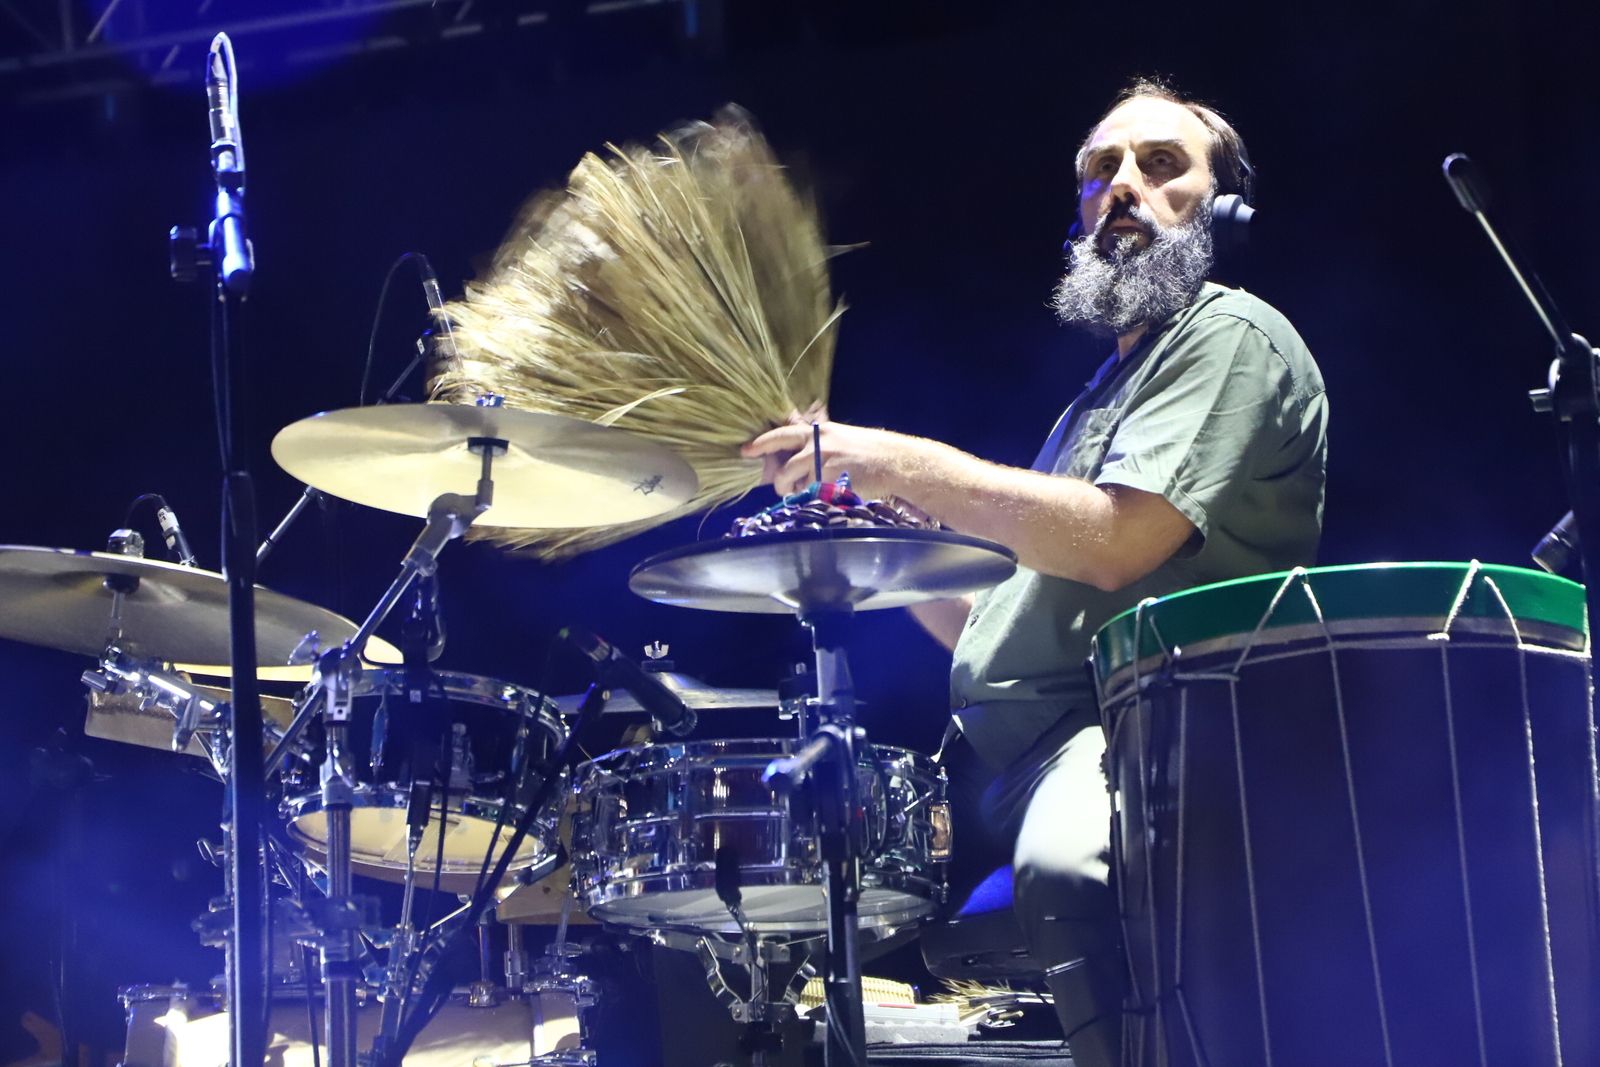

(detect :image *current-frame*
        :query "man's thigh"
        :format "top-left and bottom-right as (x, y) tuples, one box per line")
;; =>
(1010, 716), (1112, 902)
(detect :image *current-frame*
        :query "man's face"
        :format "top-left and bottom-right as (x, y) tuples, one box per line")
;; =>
(1078, 97), (1216, 255)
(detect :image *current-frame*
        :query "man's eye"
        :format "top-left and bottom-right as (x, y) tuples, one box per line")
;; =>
(1147, 153), (1176, 169)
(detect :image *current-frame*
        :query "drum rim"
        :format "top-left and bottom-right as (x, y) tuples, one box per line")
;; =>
(1092, 562), (1587, 685)
(337, 668), (563, 725)
(573, 737), (936, 777)
(281, 784), (557, 869)
(583, 868), (939, 933)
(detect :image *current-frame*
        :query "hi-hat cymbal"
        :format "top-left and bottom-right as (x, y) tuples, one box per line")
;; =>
(629, 527), (1018, 614)
(0, 545), (397, 670)
(270, 403), (697, 529)
(551, 671), (779, 715)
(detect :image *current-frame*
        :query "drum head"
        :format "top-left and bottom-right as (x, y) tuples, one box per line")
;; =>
(284, 787), (551, 894)
(1094, 561), (1586, 697)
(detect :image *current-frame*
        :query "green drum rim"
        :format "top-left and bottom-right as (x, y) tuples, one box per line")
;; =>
(1092, 562), (1588, 684)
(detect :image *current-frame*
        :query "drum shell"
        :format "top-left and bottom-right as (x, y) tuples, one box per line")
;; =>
(1102, 625), (1600, 1067)
(277, 671), (566, 892)
(569, 738), (949, 934)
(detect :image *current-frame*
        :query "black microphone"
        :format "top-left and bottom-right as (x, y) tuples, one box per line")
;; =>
(558, 626), (697, 737)
(1532, 511), (1578, 575)
(1442, 153), (1489, 215)
(155, 502), (198, 567)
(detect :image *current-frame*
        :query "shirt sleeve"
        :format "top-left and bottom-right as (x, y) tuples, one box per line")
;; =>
(1094, 310), (1299, 541)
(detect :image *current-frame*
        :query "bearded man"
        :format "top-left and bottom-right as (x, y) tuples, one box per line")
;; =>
(745, 78), (1327, 1067)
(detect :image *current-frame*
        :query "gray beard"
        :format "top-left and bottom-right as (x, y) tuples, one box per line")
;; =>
(1051, 204), (1216, 337)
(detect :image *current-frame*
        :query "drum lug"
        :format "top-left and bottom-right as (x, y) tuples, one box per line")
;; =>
(929, 800), (953, 862)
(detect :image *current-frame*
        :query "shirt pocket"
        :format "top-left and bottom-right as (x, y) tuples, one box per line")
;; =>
(1048, 406), (1120, 480)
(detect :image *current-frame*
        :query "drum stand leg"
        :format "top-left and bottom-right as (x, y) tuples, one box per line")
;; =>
(764, 608), (868, 1067)
(815, 740), (867, 1067)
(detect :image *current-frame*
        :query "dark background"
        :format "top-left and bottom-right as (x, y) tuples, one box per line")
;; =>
(0, 0), (1595, 1061)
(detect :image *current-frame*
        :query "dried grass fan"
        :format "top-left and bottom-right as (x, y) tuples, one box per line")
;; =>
(429, 106), (843, 558)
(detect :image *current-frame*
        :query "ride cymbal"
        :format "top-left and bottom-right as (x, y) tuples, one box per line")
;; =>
(270, 403), (697, 529)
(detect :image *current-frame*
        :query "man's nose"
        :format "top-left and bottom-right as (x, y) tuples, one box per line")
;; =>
(1108, 152), (1144, 203)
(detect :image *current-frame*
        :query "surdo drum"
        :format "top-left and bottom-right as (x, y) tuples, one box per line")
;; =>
(1093, 562), (1600, 1067)
(569, 738), (952, 934)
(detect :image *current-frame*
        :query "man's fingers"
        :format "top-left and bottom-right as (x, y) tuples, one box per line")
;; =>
(775, 449), (821, 497)
(742, 424), (813, 458)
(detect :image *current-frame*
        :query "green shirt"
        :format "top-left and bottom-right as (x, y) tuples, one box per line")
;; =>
(949, 282), (1328, 767)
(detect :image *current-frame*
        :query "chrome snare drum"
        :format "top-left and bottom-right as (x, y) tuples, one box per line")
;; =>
(570, 738), (951, 934)
(280, 670), (566, 892)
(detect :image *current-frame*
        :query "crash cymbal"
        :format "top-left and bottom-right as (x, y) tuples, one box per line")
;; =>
(270, 403), (697, 529)
(0, 545), (398, 669)
(629, 527), (1018, 614)
(551, 671), (779, 715)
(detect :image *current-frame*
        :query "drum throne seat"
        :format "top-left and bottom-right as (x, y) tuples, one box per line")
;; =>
(919, 865), (1044, 981)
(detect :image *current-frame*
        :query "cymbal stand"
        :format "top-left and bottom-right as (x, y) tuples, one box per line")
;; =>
(291, 437), (502, 1067)
(764, 607), (868, 1067)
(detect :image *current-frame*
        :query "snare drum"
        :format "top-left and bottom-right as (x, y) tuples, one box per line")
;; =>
(1093, 563), (1600, 1067)
(280, 670), (566, 893)
(570, 738), (951, 934)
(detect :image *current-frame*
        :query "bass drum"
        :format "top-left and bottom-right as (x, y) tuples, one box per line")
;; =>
(117, 984), (573, 1067)
(570, 738), (951, 934)
(1093, 562), (1600, 1067)
(279, 670), (566, 893)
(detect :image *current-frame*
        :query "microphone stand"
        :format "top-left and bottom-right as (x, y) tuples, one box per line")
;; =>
(763, 608), (869, 1067)
(169, 32), (264, 1067)
(1444, 154), (1600, 1014)
(1443, 155), (1600, 661)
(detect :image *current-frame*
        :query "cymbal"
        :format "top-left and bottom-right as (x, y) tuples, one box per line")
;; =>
(177, 632), (402, 682)
(629, 527), (1018, 614)
(0, 545), (398, 669)
(270, 403), (698, 529)
(551, 671), (779, 715)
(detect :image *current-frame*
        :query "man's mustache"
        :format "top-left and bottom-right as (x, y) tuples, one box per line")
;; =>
(1094, 199), (1158, 242)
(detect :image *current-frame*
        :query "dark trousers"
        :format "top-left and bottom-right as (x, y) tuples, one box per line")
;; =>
(943, 708), (1126, 1067)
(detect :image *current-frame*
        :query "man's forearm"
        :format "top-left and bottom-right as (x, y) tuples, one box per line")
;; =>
(894, 440), (1188, 591)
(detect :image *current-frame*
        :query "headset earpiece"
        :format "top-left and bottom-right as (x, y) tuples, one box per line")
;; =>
(1211, 192), (1255, 254)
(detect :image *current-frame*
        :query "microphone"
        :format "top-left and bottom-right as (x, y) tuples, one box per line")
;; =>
(1532, 511), (1577, 575)
(1442, 153), (1489, 215)
(415, 255), (463, 374)
(558, 626), (697, 737)
(205, 48), (240, 176)
(155, 502), (198, 566)
(205, 34), (252, 294)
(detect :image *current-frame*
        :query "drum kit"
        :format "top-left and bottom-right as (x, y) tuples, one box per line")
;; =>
(1, 394), (1019, 1067)
(15, 63), (1600, 1067)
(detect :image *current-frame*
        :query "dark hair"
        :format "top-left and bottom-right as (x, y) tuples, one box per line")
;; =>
(1074, 76), (1254, 201)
